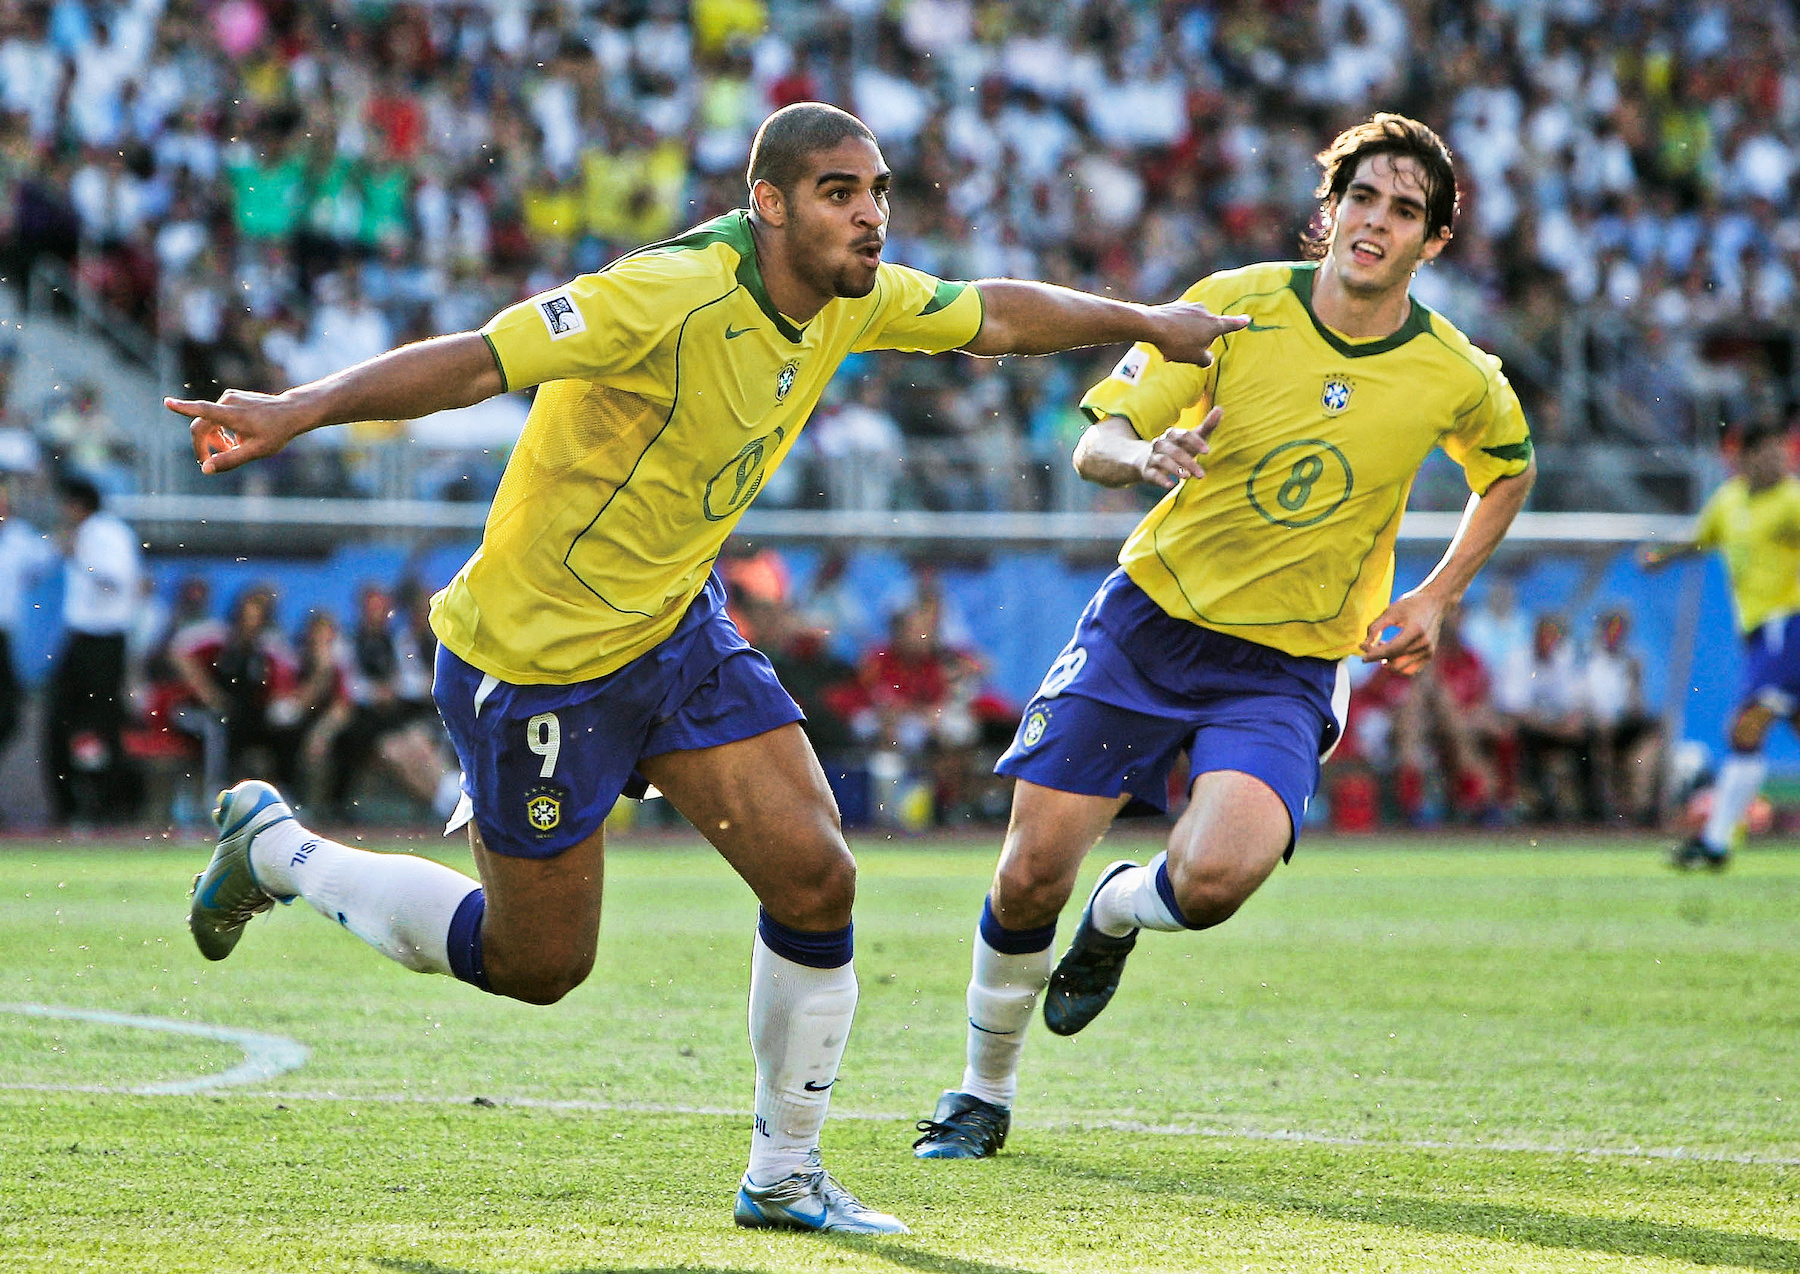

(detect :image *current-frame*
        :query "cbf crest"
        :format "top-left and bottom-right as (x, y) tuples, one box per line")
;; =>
(776, 360), (799, 400)
(525, 782), (565, 837)
(1320, 375), (1354, 415)
(1021, 707), (1050, 749)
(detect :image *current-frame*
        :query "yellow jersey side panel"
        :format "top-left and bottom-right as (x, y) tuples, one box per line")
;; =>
(1694, 476), (1800, 632)
(1079, 262), (1532, 661)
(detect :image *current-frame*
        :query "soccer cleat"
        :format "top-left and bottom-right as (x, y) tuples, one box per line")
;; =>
(733, 1150), (909, 1234)
(1670, 836), (1730, 872)
(188, 780), (294, 961)
(1043, 860), (1141, 1037)
(912, 1089), (1010, 1159)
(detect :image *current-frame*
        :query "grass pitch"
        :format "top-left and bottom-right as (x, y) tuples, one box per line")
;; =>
(1, 827), (1797, 1272)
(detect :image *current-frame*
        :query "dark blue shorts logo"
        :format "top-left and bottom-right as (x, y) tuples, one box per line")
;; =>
(1022, 708), (1050, 748)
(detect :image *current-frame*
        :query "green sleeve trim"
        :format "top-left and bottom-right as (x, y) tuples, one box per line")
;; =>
(919, 279), (969, 316)
(1481, 439), (1533, 463)
(480, 331), (510, 394)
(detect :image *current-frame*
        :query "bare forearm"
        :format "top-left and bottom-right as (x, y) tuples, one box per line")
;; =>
(1417, 463), (1536, 604)
(287, 332), (503, 432)
(1073, 419), (1154, 487)
(965, 280), (1156, 357)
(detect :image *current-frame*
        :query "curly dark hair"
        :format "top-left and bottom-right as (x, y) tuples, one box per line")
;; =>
(1302, 113), (1458, 259)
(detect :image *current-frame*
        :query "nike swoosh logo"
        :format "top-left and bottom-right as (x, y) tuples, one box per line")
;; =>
(197, 871), (234, 909)
(1245, 321), (1285, 332)
(802, 1078), (836, 1092)
(725, 325), (755, 340)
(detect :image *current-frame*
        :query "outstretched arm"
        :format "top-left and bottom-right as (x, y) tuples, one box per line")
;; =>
(1360, 460), (1537, 674)
(964, 280), (1247, 365)
(166, 332), (504, 475)
(1638, 540), (1704, 570)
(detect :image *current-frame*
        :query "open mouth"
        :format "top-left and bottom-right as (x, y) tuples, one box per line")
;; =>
(1349, 239), (1386, 266)
(853, 241), (884, 267)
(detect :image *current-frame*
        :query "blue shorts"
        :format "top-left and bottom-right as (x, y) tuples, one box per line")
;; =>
(1740, 613), (1800, 716)
(434, 573), (803, 858)
(996, 569), (1349, 854)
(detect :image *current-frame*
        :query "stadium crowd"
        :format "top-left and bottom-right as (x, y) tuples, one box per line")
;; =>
(0, 0), (1794, 509)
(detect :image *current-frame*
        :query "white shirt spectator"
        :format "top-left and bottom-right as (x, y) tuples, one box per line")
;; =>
(64, 512), (143, 636)
(1494, 639), (1583, 718)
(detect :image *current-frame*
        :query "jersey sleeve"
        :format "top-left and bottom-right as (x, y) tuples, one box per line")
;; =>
(850, 263), (984, 354)
(1077, 275), (1220, 439)
(1438, 347), (1534, 495)
(479, 254), (697, 391)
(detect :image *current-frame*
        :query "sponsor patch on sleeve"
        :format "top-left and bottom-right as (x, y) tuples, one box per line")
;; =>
(537, 291), (586, 341)
(1113, 347), (1148, 384)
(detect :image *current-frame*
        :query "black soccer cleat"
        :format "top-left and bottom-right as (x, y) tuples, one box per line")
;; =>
(912, 1090), (1011, 1160)
(1670, 836), (1730, 872)
(1042, 860), (1140, 1037)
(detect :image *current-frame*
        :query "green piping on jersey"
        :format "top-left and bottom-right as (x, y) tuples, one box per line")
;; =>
(1482, 439), (1534, 463)
(919, 279), (969, 316)
(622, 210), (806, 344)
(480, 331), (509, 394)
(1287, 262), (1431, 358)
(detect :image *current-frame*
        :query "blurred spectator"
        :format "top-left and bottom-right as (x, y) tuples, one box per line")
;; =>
(44, 473), (143, 826)
(1462, 579), (1532, 676)
(811, 377), (904, 511)
(1494, 615), (1593, 823)
(0, 477), (56, 819)
(292, 609), (354, 812)
(169, 584), (307, 794)
(846, 591), (1012, 824)
(1390, 611), (1507, 826)
(327, 582), (460, 824)
(1582, 609), (1665, 826)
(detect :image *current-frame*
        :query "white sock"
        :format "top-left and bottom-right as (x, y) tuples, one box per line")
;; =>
(959, 930), (1053, 1108)
(249, 816), (478, 975)
(1091, 852), (1189, 937)
(745, 933), (857, 1186)
(1703, 754), (1767, 852)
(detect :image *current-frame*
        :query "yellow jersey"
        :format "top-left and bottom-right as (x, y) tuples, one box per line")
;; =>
(432, 210), (984, 684)
(1693, 475), (1800, 633)
(1081, 261), (1532, 661)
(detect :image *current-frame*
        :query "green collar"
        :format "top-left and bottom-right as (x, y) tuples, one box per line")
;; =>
(1288, 261), (1431, 358)
(629, 210), (807, 343)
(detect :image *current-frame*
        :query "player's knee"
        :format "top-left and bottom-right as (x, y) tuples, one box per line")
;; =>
(764, 837), (857, 930)
(991, 856), (1073, 928)
(491, 947), (594, 1006)
(1165, 862), (1258, 930)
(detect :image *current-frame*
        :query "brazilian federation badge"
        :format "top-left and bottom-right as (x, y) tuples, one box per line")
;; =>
(776, 361), (798, 400)
(1320, 376), (1353, 415)
(525, 782), (565, 837)
(1021, 708), (1050, 749)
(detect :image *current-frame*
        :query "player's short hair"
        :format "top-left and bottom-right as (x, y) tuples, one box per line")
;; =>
(746, 102), (877, 197)
(1305, 113), (1457, 258)
(1739, 419), (1789, 452)
(57, 472), (101, 514)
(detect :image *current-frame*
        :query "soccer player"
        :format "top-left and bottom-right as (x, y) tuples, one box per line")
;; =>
(912, 113), (1536, 1160)
(1641, 421), (1800, 869)
(165, 102), (1245, 1233)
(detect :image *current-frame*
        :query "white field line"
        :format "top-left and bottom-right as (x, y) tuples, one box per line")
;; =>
(3, 1003), (1795, 1167)
(0, 1002), (309, 1094)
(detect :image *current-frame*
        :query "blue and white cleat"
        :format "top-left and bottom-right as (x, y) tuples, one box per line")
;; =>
(733, 1150), (909, 1234)
(188, 780), (294, 961)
